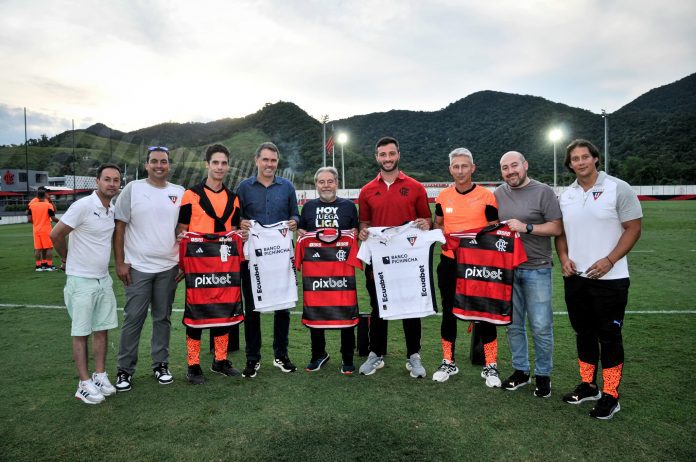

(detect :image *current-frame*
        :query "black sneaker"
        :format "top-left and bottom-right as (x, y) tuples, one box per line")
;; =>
(590, 394), (621, 420)
(186, 364), (205, 385)
(211, 359), (241, 377)
(306, 352), (330, 372)
(562, 382), (601, 404)
(115, 369), (132, 392)
(273, 355), (297, 373)
(242, 361), (260, 378)
(341, 362), (355, 375)
(534, 375), (551, 398)
(153, 362), (174, 385)
(502, 369), (531, 391)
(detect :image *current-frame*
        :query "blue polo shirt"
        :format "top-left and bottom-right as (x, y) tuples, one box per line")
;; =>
(236, 175), (300, 225)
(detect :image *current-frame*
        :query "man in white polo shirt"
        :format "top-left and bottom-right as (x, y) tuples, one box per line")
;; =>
(113, 146), (184, 392)
(51, 164), (122, 405)
(556, 139), (642, 420)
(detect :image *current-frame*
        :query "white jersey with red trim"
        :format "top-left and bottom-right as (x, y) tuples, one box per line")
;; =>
(244, 220), (298, 312)
(357, 222), (444, 320)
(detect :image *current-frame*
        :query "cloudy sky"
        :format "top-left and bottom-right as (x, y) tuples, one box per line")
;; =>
(0, 0), (693, 145)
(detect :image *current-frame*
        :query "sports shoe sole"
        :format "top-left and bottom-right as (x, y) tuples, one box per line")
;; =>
(503, 380), (531, 391)
(405, 363), (426, 378)
(306, 354), (330, 372)
(75, 390), (104, 405)
(273, 360), (297, 373)
(590, 402), (621, 420)
(359, 361), (384, 376)
(534, 389), (552, 398)
(243, 363), (261, 378)
(155, 377), (174, 385)
(432, 369), (458, 382)
(115, 385), (132, 392)
(563, 391), (602, 405)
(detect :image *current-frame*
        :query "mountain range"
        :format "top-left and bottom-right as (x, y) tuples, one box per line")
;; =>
(3, 72), (694, 188)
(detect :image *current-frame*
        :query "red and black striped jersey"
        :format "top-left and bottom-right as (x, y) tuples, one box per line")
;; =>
(295, 229), (362, 329)
(446, 223), (527, 325)
(179, 231), (245, 328)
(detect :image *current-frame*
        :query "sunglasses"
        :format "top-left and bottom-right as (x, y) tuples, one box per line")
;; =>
(147, 146), (169, 152)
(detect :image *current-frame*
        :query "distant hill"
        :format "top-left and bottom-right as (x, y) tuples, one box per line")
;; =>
(2, 73), (694, 187)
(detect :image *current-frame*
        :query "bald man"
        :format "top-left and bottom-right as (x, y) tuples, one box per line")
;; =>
(494, 151), (562, 398)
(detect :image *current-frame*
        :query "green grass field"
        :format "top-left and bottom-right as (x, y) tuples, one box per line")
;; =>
(1, 201), (695, 461)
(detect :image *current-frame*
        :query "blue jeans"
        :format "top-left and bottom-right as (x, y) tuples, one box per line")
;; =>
(506, 268), (554, 376)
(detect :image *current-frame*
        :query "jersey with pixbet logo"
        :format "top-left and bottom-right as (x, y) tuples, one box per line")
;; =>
(296, 230), (362, 329)
(446, 223), (527, 325)
(179, 231), (245, 328)
(244, 220), (298, 312)
(357, 223), (445, 320)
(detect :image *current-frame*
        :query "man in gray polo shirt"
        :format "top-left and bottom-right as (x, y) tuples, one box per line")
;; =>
(494, 151), (562, 398)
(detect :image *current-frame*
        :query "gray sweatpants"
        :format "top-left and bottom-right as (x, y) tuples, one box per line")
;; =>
(117, 266), (179, 375)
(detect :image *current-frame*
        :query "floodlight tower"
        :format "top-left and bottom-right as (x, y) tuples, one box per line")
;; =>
(337, 132), (348, 188)
(549, 128), (563, 189)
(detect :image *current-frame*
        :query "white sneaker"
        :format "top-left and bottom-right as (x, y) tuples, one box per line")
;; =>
(92, 372), (116, 396)
(75, 380), (105, 404)
(359, 352), (384, 376)
(405, 353), (426, 378)
(481, 363), (502, 388)
(432, 359), (459, 382)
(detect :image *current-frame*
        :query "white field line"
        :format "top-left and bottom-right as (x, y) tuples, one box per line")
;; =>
(1, 304), (695, 316)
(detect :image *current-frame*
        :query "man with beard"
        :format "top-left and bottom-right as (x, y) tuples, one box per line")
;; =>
(357, 136), (432, 377)
(495, 151), (562, 398)
(51, 164), (122, 404)
(297, 166), (359, 374)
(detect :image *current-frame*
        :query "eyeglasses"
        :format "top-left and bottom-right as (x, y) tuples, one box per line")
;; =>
(147, 146), (169, 153)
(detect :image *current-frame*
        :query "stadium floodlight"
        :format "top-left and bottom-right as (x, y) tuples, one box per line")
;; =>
(548, 128), (563, 189)
(337, 133), (348, 188)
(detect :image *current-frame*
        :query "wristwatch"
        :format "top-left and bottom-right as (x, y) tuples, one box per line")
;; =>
(525, 223), (534, 234)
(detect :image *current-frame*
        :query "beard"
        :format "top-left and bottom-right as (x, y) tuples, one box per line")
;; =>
(379, 159), (399, 173)
(318, 190), (337, 202)
(505, 172), (527, 187)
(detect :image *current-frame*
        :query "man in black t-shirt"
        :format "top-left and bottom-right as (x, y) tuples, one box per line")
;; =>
(298, 166), (359, 374)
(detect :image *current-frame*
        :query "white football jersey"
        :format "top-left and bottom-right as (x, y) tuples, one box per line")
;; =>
(244, 220), (298, 312)
(357, 222), (444, 319)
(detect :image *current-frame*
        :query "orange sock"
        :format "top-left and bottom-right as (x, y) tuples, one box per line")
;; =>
(213, 333), (229, 361)
(186, 335), (201, 366)
(47, 259), (53, 266)
(35, 260), (42, 267)
(578, 359), (596, 383)
(602, 364), (623, 398)
(441, 339), (454, 362)
(483, 339), (498, 365)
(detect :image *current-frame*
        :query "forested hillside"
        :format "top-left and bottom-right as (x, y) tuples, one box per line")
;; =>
(2, 73), (693, 187)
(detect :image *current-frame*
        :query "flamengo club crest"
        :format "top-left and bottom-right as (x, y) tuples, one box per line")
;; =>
(495, 238), (508, 252)
(336, 249), (347, 261)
